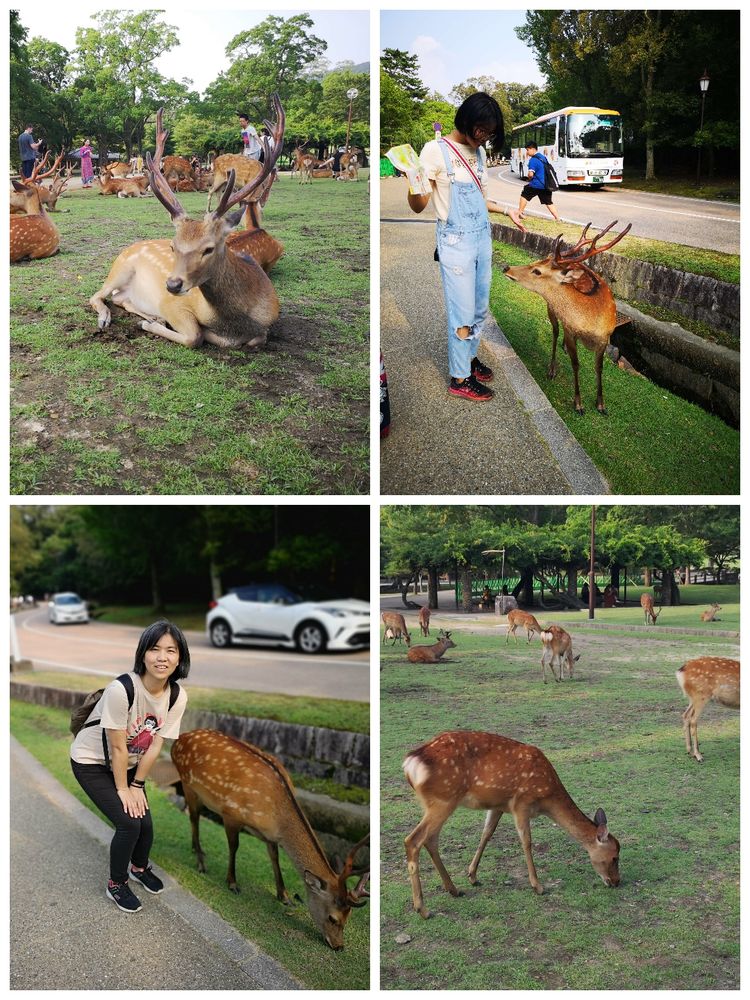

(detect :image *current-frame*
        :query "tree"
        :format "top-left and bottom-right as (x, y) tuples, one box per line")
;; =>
(381, 49), (428, 102)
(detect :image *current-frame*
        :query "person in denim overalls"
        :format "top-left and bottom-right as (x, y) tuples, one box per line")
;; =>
(408, 93), (508, 401)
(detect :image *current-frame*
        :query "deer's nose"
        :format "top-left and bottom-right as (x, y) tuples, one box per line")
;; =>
(502, 264), (510, 273)
(166, 277), (183, 294)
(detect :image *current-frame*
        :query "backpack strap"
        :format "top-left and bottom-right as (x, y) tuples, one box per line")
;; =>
(102, 674), (136, 770)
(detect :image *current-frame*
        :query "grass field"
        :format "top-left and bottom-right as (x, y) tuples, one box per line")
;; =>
(380, 621), (739, 990)
(11, 700), (369, 989)
(489, 243), (739, 495)
(10, 173), (369, 495)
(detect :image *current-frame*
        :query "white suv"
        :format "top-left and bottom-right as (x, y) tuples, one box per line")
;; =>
(48, 592), (89, 625)
(206, 583), (370, 654)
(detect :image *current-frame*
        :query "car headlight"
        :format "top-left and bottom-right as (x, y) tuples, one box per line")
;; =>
(326, 609), (350, 618)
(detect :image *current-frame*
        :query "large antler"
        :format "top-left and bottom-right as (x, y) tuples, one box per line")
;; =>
(145, 107), (186, 220)
(553, 220), (631, 268)
(338, 833), (370, 907)
(214, 93), (285, 219)
(28, 151), (51, 183)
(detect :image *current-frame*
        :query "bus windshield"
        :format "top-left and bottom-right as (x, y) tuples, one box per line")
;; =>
(566, 113), (622, 157)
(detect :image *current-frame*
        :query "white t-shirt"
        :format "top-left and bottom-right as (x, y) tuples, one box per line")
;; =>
(70, 673), (188, 767)
(419, 139), (488, 222)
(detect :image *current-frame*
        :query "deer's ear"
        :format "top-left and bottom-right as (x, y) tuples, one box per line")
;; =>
(594, 808), (609, 842)
(224, 207), (245, 229)
(560, 266), (597, 294)
(304, 870), (326, 894)
(12, 179), (28, 192)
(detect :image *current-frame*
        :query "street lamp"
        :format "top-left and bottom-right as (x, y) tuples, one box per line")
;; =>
(696, 69), (710, 187)
(345, 87), (359, 153)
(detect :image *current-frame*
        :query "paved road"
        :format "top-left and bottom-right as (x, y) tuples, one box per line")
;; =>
(10, 737), (301, 990)
(485, 167), (739, 253)
(13, 610), (370, 703)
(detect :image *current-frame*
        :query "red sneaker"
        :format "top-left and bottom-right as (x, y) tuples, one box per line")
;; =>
(449, 375), (494, 401)
(471, 357), (494, 383)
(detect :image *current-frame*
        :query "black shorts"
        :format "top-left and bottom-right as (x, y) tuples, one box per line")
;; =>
(521, 184), (553, 205)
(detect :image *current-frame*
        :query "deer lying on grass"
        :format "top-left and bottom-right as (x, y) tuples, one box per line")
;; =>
(506, 609), (543, 643)
(503, 220), (632, 415)
(98, 165), (151, 198)
(540, 624), (579, 682)
(418, 606), (431, 636)
(675, 657), (739, 762)
(407, 630), (456, 663)
(227, 200), (284, 273)
(338, 151), (360, 181)
(161, 154), (196, 191)
(700, 603), (722, 622)
(10, 180), (60, 262)
(403, 730), (620, 917)
(300, 154), (334, 184)
(640, 594), (661, 625)
(172, 730), (369, 949)
(89, 95), (284, 349)
(381, 611), (411, 647)
(11, 151), (70, 213)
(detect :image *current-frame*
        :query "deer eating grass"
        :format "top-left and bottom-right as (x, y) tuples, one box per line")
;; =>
(675, 657), (739, 762)
(540, 624), (578, 682)
(403, 730), (620, 917)
(382, 611), (411, 647)
(407, 630), (456, 663)
(506, 609), (543, 644)
(640, 594), (661, 625)
(418, 606), (431, 637)
(171, 729), (369, 949)
(10, 180), (60, 262)
(503, 220), (632, 415)
(700, 603), (722, 622)
(89, 95), (284, 349)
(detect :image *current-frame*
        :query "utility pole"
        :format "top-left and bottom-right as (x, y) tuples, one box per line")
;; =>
(588, 506), (596, 620)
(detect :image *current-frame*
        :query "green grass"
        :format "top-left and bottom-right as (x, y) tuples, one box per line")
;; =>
(621, 299), (738, 352)
(619, 170), (739, 204)
(380, 624), (739, 989)
(10, 174), (369, 495)
(489, 243), (739, 494)
(10, 700), (368, 988)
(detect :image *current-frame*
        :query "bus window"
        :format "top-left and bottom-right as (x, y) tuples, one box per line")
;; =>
(567, 113), (623, 156)
(557, 116), (566, 155)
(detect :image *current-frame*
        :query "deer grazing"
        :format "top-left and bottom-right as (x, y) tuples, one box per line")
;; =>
(407, 630), (456, 663)
(640, 593), (661, 625)
(503, 220), (632, 415)
(89, 95), (284, 349)
(172, 730), (369, 949)
(10, 180), (60, 262)
(381, 611), (411, 647)
(506, 609), (543, 643)
(675, 657), (739, 762)
(540, 624), (579, 682)
(403, 730), (620, 917)
(418, 606), (431, 637)
(700, 603), (722, 622)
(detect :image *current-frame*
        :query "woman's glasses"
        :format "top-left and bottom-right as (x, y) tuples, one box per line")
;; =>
(472, 126), (496, 142)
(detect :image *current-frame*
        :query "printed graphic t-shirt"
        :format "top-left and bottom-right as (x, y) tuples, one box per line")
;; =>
(70, 673), (188, 767)
(419, 139), (488, 222)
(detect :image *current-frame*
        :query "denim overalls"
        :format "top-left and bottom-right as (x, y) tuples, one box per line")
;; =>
(436, 140), (492, 379)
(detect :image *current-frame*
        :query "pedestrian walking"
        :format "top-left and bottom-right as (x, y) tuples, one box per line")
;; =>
(70, 620), (190, 913)
(516, 140), (560, 222)
(18, 124), (42, 179)
(406, 93), (510, 402)
(237, 111), (262, 160)
(76, 139), (94, 188)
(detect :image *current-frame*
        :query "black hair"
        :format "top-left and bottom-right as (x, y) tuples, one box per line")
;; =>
(526, 140), (538, 150)
(236, 111), (249, 121)
(454, 92), (504, 147)
(133, 620), (191, 680)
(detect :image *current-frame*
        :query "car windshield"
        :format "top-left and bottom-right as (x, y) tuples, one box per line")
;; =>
(55, 594), (82, 605)
(232, 584), (303, 605)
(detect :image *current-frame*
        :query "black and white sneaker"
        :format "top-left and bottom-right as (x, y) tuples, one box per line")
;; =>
(106, 879), (143, 912)
(130, 865), (164, 894)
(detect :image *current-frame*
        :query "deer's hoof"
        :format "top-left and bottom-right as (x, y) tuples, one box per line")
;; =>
(575, 407), (585, 417)
(228, 884), (240, 895)
(417, 906), (432, 920)
(533, 884), (545, 895)
(597, 406), (608, 416)
(547, 365), (557, 379)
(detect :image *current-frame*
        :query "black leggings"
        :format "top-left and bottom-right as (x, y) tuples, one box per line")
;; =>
(71, 761), (153, 883)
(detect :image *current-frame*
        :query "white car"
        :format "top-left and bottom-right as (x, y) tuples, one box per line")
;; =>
(48, 592), (89, 625)
(206, 583), (370, 654)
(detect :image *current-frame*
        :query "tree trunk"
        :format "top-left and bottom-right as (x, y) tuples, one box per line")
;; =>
(460, 567), (473, 613)
(209, 555), (222, 601)
(643, 566), (652, 587)
(513, 566), (534, 606)
(98, 139), (109, 174)
(566, 562), (577, 597)
(150, 555), (164, 612)
(660, 569), (680, 606)
(427, 568), (439, 610)
(611, 564), (621, 591)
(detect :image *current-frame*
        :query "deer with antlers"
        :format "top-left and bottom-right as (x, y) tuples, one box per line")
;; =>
(89, 95), (284, 349)
(700, 602), (722, 622)
(10, 180), (60, 262)
(404, 730), (620, 917)
(172, 729), (369, 949)
(406, 630), (456, 664)
(11, 151), (69, 213)
(675, 657), (739, 762)
(640, 593), (661, 625)
(503, 220), (632, 415)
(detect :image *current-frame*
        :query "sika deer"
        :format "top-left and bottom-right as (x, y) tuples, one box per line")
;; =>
(90, 95), (284, 349)
(382, 612), (411, 647)
(540, 624), (578, 682)
(503, 221), (632, 414)
(171, 729), (369, 949)
(640, 594), (661, 625)
(675, 657), (739, 762)
(407, 631), (456, 663)
(506, 609), (543, 643)
(700, 603), (722, 622)
(418, 606), (431, 637)
(403, 730), (620, 917)
(98, 169), (151, 198)
(10, 181), (60, 262)
(206, 153), (273, 212)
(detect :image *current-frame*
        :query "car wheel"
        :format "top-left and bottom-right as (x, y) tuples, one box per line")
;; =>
(295, 621), (328, 654)
(209, 619), (233, 648)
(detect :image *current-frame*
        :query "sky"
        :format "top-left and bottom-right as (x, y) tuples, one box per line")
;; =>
(14, 6), (370, 96)
(380, 10), (544, 99)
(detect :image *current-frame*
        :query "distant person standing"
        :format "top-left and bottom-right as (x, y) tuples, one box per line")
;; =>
(237, 112), (262, 160)
(517, 140), (560, 222)
(18, 124), (41, 178)
(76, 139), (94, 188)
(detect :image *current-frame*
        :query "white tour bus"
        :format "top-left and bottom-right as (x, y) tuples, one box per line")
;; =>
(510, 107), (624, 186)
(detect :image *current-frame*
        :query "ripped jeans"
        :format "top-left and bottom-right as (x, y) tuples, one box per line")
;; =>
(437, 216), (492, 379)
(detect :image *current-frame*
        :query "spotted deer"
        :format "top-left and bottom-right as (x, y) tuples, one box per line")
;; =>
(640, 593), (661, 625)
(675, 657), (739, 762)
(206, 152), (274, 212)
(98, 168), (151, 198)
(381, 611), (411, 647)
(699, 603), (722, 622)
(403, 730), (620, 917)
(540, 624), (579, 682)
(161, 154), (196, 191)
(503, 221), (632, 414)
(172, 730), (369, 949)
(418, 606), (431, 637)
(406, 630), (456, 663)
(506, 609), (543, 644)
(10, 180), (60, 262)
